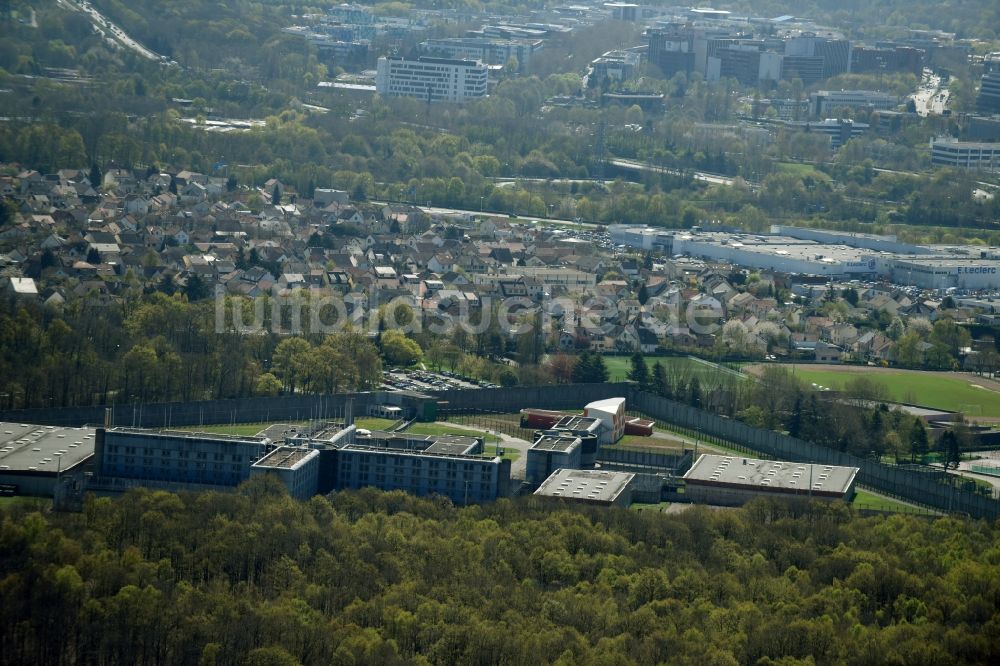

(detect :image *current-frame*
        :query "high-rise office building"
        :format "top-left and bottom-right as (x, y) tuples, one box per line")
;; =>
(375, 56), (488, 103)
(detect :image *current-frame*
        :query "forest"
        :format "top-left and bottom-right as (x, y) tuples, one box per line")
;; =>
(1, 480), (998, 665)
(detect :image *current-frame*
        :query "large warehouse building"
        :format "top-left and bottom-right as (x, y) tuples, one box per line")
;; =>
(609, 225), (1000, 290)
(683, 454), (859, 505)
(0, 423), (96, 496)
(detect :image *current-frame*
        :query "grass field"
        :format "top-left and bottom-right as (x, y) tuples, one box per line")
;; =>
(604, 355), (744, 383)
(405, 423), (487, 437)
(788, 367), (1000, 417)
(618, 434), (686, 451)
(852, 489), (919, 513)
(353, 417), (398, 431)
(630, 502), (672, 511)
(774, 162), (832, 181)
(486, 448), (521, 463)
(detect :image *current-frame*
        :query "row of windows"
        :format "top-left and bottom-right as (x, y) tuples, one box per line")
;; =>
(337, 472), (492, 491)
(104, 444), (247, 463)
(106, 456), (244, 472)
(107, 465), (244, 483)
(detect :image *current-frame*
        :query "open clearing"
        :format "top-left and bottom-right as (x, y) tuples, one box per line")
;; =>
(747, 364), (1000, 419)
(604, 355), (744, 383)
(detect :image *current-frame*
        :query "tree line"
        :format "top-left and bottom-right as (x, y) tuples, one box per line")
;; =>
(0, 480), (997, 665)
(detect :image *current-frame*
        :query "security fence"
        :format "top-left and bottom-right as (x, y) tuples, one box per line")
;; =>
(632, 391), (1000, 520)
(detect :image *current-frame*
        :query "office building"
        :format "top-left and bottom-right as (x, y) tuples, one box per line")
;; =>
(964, 115), (1000, 142)
(779, 118), (869, 149)
(683, 454), (859, 505)
(930, 137), (1000, 172)
(419, 37), (542, 70)
(780, 55), (825, 85)
(375, 56), (487, 103)
(708, 45), (782, 85)
(977, 72), (1000, 115)
(785, 34), (851, 79)
(534, 468), (636, 507)
(810, 90), (899, 116)
(605, 3), (639, 22)
(851, 45), (924, 77)
(646, 25), (696, 77)
(590, 50), (642, 85)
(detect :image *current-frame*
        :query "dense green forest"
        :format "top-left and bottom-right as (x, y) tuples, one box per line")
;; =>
(1, 481), (998, 665)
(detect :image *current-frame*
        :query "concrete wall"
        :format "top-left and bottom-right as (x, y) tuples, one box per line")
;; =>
(0, 384), (631, 430)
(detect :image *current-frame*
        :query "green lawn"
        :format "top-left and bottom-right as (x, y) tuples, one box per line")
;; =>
(788, 366), (1000, 417)
(354, 417), (398, 431)
(618, 434), (686, 452)
(851, 489), (918, 513)
(0, 496), (49, 509)
(483, 448), (521, 463)
(604, 355), (745, 383)
(406, 422), (487, 437)
(631, 501), (672, 511)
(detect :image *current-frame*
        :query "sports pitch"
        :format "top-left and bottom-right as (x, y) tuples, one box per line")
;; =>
(785, 365), (1000, 418)
(604, 355), (744, 383)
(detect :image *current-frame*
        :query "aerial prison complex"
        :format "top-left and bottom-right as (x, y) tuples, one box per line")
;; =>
(0, 394), (860, 510)
(610, 224), (1000, 291)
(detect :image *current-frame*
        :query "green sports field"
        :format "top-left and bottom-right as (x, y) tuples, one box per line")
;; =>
(787, 366), (1000, 418)
(604, 355), (745, 383)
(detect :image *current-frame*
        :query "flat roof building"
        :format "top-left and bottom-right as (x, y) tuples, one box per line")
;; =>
(534, 468), (636, 507)
(376, 56), (488, 103)
(250, 446), (320, 500)
(355, 430), (482, 455)
(95, 428), (271, 491)
(810, 90), (899, 116)
(419, 37), (542, 71)
(683, 454), (859, 505)
(332, 443), (509, 505)
(930, 137), (1000, 172)
(0, 423), (96, 496)
(527, 434), (582, 485)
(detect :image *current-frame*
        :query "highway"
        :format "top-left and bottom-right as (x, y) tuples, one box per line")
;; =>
(370, 200), (603, 229)
(608, 158), (739, 186)
(57, 0), (165, 62)
(910, 71), (950, 118)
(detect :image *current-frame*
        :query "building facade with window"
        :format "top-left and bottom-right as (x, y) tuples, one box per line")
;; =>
(331, 443), (509, 505)
(931, 137), (1000, 172)
(375, 56), (488, 103)
(96, 428), (271, 488)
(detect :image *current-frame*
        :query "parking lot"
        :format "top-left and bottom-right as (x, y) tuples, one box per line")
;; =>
(381, 369), (496, 392)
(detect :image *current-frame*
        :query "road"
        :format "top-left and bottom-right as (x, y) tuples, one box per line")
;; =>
(910, 71), (949, 118)
(608, 158), (740, 187)
(369, 200), (604, 229)
(57, 0), (164, 62)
